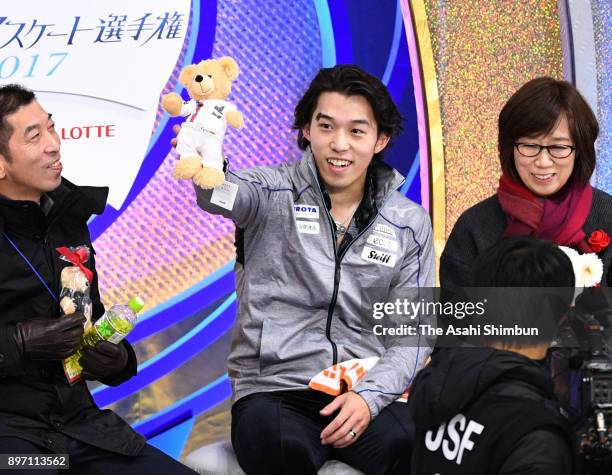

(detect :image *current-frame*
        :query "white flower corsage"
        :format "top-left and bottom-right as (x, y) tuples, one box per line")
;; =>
(558, 246), (604, 288)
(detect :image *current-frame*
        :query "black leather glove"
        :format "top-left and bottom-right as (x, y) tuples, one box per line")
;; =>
(13, 313), (86, 360)
(79, 340), (128, 381)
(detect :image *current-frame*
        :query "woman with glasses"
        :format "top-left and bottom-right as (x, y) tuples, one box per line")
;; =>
(440, 77), (612, 354)
(436, 78), (611, 472)
(440, 76), (612, 319)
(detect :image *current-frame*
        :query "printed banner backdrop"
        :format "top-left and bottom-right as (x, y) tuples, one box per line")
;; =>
(2, 0), (191, 208)
(1, 0), (608, 463)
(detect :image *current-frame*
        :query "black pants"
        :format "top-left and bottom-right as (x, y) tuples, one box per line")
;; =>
(231, 390), (414, 475)
(0, 437), (197, 475)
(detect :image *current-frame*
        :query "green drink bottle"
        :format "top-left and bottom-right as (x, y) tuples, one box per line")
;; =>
(64, 296), (144, 383)
(84, 296), (144, 345)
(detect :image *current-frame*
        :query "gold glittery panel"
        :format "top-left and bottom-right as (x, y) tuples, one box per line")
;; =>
(407, 0), (446, 282)
(422, 0), (564, 237)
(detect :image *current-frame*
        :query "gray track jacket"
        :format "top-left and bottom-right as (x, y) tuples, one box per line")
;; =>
(195, 149), (435, 418)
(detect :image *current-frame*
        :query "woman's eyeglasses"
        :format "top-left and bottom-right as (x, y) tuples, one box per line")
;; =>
(514, 142), (576, 159)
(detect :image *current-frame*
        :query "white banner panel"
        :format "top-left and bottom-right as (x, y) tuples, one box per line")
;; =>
(0, 0), (191, 207)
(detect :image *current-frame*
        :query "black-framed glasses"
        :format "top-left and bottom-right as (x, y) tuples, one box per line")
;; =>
(514, 142), (576, 159)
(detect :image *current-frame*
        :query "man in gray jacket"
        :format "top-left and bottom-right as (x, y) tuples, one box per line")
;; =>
(194, 65), (435, 475)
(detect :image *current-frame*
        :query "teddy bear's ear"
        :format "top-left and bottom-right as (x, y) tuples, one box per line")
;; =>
(219, 57), (240, 81)
(179, 65), (198, 87)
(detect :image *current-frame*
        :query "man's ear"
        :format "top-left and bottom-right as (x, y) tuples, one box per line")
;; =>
(0, 153), (10, 180)
(374, 133), (390, 154)
(302, 124), (311, 141)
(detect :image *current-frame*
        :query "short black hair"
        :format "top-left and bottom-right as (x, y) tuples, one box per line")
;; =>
(0, 84), (36, 161)
(498, 77), (598, 186)
(293, 64), (403, 161)
(471, 236), (575, 346)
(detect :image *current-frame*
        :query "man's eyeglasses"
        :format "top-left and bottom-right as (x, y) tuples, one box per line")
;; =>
(514, 142), (576, 159)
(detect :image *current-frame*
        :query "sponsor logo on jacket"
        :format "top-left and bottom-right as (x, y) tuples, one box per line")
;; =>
(366, 233), (398, 252)
(294, 204), (320, 234)
(296, 221), (320, 234)
(361, 246), (397, 267)
(373, 223), (396, 238)
(424, 413), (484, 465)
(293, 205), (319, 220)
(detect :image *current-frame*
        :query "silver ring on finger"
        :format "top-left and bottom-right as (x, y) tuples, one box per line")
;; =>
(348, 429), (357, 438)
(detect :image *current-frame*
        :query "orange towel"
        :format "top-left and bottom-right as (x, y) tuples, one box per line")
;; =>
(309, 357), (409, 402)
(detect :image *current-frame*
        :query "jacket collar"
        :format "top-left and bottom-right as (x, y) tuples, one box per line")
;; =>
(297, 147), (405, 211)
(0, 177), (108, 234)
(48, 177), (108, 216)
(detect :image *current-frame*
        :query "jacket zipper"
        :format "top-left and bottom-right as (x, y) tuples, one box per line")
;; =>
(316, 175), (405, 366)
(322, 209), (340, 365)
(44, 193), (82, 301)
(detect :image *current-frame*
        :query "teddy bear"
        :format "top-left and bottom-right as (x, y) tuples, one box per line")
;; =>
(162, 56), (244, 189)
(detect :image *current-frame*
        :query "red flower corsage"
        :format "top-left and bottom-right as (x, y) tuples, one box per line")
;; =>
(588, 229), (610, 253)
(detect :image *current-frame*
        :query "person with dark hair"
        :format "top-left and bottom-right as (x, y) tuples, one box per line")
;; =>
(293, 64), (404, 162)
(410, 237), (576, 474)
(193, 64), (434, 474)
(0, 84), (35, 160)
(0, 84), (197, 474)
(441, 77), (612, 327)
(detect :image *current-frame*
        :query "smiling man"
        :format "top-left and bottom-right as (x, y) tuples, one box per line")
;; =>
(194, 65), (435, 474)
(0, 101), (64, 200)
(0, 84), (197, 475)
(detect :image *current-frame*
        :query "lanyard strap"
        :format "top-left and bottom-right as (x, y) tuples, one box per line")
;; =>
(2, 232), (59, 303)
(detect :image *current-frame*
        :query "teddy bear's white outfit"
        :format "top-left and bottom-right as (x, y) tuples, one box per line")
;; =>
(176, 99), (236, 169)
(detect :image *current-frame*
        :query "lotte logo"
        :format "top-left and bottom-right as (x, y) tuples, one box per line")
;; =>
(61, 125), (116, 140)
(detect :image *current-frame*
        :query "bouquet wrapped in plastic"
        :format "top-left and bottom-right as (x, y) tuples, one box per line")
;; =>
(55, 246), (95, 383)
(56, 246), (93, 326)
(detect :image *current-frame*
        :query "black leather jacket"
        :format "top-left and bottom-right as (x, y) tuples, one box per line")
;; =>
(0, 178), (144, 455)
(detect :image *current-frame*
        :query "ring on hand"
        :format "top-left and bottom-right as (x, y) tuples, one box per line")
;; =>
(348, 429), (357, 438)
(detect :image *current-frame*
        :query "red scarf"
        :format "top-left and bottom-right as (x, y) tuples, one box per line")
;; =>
(497, 173), (593, 251)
